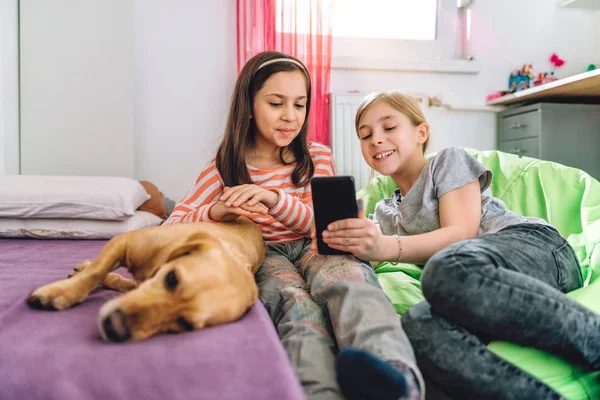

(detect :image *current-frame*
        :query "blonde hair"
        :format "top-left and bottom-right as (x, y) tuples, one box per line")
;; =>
(355, 91), (430, 154)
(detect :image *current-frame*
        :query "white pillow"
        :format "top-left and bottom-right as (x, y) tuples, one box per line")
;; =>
(0, 211), (163, 239)
(0, 175), (150, 220)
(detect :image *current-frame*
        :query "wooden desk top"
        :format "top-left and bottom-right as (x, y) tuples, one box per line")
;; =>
(487, 69), (600, 106)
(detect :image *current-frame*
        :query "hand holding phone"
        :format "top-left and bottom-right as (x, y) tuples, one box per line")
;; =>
(310, 176), (358, 255)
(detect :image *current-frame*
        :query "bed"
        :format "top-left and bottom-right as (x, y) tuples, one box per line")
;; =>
(0, 239), (304, 400)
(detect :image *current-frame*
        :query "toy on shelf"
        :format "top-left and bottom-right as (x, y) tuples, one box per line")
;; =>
(533, 71), (558, 86)
(486, 53), (569, 103)
(531, 53), (565, 86)
(508, 64), (535, 93)
(486, 90), (512, 102)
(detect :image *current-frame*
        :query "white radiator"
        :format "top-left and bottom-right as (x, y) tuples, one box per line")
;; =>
(329, 92), (372, 191)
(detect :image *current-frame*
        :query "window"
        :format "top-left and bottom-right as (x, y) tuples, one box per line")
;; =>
(276, 0), (439, 41)
(332, 0), (438, 41)
(276, 0), (476, 72)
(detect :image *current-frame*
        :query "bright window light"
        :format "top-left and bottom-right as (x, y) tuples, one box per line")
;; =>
(276, 0), (438, 41)
(332, 0), (438, 40)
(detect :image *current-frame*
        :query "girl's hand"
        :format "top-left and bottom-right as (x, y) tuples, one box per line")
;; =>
(220, 185), (279, 209)
(321, 205), (385, 260)
(208, 201), (268, 222)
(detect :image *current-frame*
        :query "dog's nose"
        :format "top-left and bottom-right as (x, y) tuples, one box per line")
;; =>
(102, 308), (132, 342)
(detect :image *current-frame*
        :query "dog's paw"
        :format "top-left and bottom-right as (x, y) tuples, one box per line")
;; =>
(68, 260), (92, 279)
(27, 292), (58, 310)
(26, 280), (83, 311)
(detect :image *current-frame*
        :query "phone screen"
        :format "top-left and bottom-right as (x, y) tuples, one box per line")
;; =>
(311, 176), (358, 255)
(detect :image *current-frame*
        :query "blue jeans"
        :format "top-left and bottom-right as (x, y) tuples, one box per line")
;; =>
(256, 238), (424, 400)
(402, 223), (598, 400)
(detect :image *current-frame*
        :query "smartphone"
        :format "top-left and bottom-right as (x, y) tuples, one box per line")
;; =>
(311, 176), (358, 255)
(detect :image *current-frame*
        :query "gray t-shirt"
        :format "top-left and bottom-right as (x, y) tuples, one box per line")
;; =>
(373, 147), (548, 237)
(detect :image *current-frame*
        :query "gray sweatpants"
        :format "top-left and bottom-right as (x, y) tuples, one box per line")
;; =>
(255, 238), (424, 400)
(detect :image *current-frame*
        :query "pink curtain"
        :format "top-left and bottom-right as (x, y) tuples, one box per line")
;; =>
(237, 0), (333, 145)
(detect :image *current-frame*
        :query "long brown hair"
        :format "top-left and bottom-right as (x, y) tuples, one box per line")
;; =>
(216, 51), (314, 187)
(355, 91), (430, 153)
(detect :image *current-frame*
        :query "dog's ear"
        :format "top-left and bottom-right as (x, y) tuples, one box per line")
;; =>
(166, 242), (203, 262)
(166, 233), (220, 262)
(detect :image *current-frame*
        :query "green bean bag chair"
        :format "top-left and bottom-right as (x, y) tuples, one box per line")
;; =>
(357, 149), (600, 399)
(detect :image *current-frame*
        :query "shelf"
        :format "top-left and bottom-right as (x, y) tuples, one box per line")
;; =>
(487, 69), (600, 106)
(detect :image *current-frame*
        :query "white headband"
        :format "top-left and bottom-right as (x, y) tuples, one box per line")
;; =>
(257, 58), (307, 72)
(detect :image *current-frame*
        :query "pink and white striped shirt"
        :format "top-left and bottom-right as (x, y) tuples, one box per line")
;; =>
(163, 142), (336, 243)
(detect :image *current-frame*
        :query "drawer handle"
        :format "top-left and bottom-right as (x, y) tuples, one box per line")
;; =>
(509, 123), (527, 129)
(510, 148), (527, 158)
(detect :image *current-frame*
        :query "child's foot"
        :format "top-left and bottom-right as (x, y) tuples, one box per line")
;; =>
(336, 348), (420, 400)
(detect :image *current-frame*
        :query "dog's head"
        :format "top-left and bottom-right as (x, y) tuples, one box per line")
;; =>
(98, 234), (258, 342)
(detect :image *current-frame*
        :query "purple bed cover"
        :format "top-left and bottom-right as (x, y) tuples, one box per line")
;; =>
(0, 239), (304, 400)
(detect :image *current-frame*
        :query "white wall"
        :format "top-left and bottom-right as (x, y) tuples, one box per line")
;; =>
(0, 0), (236, 200)
(0, 0), (19, 175)
(595, 10), (600, 65)
(330, 0), (598, 154)
(3, 0), (595, 198)
(135, 0), (237, 200)
(20, 0), (135, 177)
(0, 7), (3, 175)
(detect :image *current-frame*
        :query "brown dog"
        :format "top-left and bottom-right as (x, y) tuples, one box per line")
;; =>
(26, 218), (266, 342)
